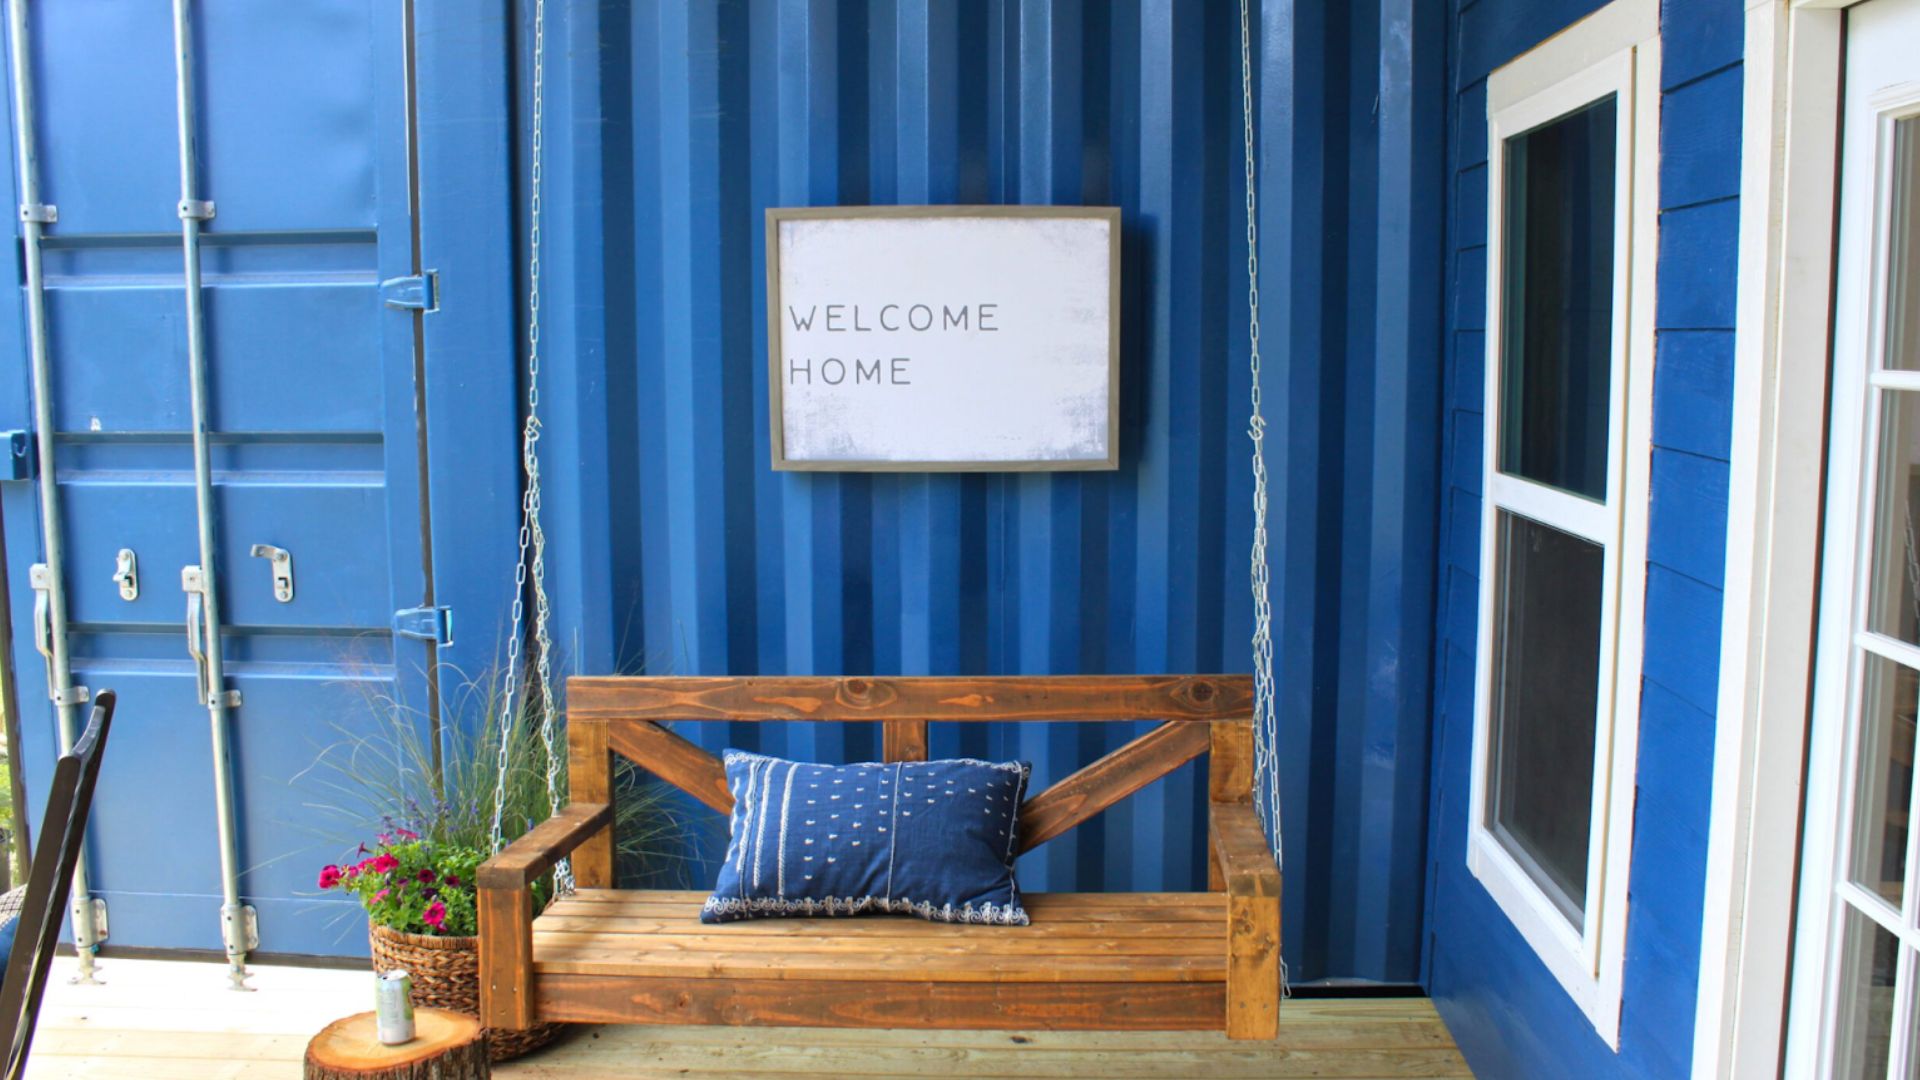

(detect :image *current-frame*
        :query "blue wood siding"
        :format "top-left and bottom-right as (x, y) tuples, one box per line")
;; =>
(1425, 0), (1742, 1074)
(518, 0), (1446, 984)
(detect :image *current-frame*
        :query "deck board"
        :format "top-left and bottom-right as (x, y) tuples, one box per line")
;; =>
(24, 956), (1472, 1078)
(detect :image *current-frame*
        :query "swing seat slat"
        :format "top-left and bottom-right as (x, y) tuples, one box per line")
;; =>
(479, 675), (1281, 1040)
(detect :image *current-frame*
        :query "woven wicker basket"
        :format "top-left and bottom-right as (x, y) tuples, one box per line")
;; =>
(369, 923), (563, 1061)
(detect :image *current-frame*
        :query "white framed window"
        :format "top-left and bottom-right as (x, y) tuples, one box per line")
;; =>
(1467, 0), (1658, 1045)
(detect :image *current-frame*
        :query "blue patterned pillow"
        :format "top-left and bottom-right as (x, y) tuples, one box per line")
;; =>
(702, 751), (1031, 925)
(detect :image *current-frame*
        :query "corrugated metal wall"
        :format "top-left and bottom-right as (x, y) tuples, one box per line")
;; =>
(521, 0), (1444, 984)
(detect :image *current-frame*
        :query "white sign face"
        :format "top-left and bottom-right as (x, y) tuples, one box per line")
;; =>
(768, 208), (1119, 470)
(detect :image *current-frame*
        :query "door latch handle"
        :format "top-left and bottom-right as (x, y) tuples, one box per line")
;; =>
(182, 566), (208, 704)
(181, 565), (240, 709)
(249, 544), (293, 603)
(30, 563), (51, 662)
(29, 563), (86, 705)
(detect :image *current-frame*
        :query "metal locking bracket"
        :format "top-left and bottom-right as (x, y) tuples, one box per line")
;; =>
(70, 896), (107, 951)
(113, 548), (138, 601)
(249, 544), (293, 603)
(223, 903), (259, 952)
(181, 566), (241, 709)
(28, 563), (86, 705)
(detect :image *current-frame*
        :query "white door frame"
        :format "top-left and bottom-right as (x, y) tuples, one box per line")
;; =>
(1693, 1), (1847, 1076)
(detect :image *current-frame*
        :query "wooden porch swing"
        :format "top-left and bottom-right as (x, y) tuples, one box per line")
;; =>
(477, 674), (1280, 1039)
(478, 0), (1284, 1046)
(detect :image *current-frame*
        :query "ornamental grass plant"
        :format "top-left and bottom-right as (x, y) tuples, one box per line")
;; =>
(303, 660), (689, 935)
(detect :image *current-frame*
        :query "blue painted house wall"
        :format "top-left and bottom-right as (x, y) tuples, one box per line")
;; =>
(1424, 0), (1742, 1073)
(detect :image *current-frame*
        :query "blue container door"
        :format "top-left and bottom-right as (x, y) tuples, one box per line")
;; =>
(0, 2), (438, 955)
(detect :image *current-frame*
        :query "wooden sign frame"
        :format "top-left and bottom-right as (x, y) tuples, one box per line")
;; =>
(765, 205), (1122, 472)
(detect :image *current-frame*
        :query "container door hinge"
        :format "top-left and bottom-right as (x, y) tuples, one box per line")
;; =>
(380, 272), (438, 312)
(392, 606), (452, 646)
(1, 431), (35, 480)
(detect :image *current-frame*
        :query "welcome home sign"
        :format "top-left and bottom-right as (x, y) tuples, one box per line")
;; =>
(766, 206), (1120, 471)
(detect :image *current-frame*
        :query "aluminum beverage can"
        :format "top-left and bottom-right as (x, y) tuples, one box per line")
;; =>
(375, 969), (416, 1045)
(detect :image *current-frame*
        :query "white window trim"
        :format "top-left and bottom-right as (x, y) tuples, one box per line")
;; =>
(1468, 0), (1659, 1047)
(1690, 4), (1847, 1076)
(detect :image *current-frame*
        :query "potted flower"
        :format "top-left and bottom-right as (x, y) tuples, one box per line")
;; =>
(319, 823), (561, 1061)
(306, 662), (686, 1061)
(319, 825), (483, 943)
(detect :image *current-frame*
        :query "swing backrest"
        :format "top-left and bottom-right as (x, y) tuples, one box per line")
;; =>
(565, 675), (1256, 854)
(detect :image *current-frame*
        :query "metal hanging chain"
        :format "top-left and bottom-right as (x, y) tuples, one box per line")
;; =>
(1240, 0), (1288, 1003)
(490, 0), (573, 896)
(1238, 0), (1282, 848)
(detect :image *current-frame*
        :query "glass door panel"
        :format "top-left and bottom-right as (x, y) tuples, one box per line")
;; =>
(1801, 5), (1920, 1073)
(1849, 653), (1917, 909)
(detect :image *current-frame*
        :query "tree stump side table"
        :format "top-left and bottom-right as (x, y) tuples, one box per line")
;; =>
(304, 1008), (489, 1079)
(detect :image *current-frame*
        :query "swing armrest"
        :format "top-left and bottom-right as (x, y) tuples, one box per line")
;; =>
(1208, 801), (1280, 898)
(479, 801), (611, 1030)
(477, 801), (613, 889)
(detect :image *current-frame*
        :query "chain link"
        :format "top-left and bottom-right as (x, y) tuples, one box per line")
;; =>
(490, 0), (572, 896)
(1239, 0), (1281, 850)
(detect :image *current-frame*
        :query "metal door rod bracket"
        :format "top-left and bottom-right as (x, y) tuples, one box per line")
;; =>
(17, 201), (52, 223)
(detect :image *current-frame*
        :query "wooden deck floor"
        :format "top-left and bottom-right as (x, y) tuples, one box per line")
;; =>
(25, 956), (1471, 1078)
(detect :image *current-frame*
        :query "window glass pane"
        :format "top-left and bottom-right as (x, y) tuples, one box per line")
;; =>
(1884, 117), (1919, 371)
(1869, 392), (1920, 646)
(1830, 907), (1899, 1080)
(1848, 653), (1916, 910)
(1489, 511), (1603, 920)
(1498, 96), (1618, 500)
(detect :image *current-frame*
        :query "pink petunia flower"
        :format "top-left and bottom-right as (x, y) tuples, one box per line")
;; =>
(369, 853), (399, 874)
(422, 900), (447, 931)
(416, 868), (436, 884)
(317, 865), (343, 890)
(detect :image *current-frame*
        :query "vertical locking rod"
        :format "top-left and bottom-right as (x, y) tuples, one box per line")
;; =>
(6, 0), (104, 983)
(170, 0), (251, 991)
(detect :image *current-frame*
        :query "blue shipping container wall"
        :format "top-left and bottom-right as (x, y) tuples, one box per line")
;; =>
(1424, 0), (1740, 1073)
(526, 0), (1444, 985)
(0, 0), (1447, 986)
(0, 1), (519, 958)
